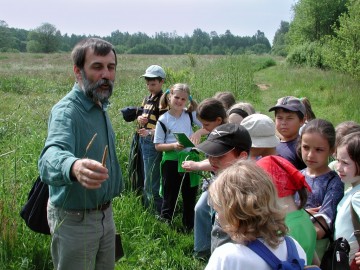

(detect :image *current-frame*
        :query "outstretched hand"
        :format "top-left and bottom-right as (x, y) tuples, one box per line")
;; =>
(182, 160), (198, 171)
(71, 158), (109, 189)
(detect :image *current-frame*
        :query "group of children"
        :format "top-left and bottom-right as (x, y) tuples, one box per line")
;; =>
(130, 64), (360, 269)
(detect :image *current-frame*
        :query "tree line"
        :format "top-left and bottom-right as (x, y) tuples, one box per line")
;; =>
(0, 20), (271, 55)
(1, 0), (359, 79)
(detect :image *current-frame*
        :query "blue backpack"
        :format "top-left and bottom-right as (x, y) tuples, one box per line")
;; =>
(247, 236), (320, 270)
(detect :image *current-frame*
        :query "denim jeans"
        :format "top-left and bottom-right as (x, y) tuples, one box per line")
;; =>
(139, 135), (162, 214)
(194, 191), (212, 253)
(47, 202), (115, 270)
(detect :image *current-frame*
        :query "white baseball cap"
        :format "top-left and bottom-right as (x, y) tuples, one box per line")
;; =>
(241, 113), (280, 148)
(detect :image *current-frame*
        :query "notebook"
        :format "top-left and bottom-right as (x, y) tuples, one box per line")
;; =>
(173, 132), (195, 148)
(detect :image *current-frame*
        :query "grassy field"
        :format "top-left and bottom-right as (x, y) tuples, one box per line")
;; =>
(0, 52), (359, 270)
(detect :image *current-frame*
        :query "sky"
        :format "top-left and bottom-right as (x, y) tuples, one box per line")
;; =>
(1, 0), (296, 44)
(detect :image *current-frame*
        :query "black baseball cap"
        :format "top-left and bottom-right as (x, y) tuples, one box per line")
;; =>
(194, 123), (252, 157)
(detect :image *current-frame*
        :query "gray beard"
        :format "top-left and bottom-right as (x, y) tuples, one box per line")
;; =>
(80, 70), (114, 104)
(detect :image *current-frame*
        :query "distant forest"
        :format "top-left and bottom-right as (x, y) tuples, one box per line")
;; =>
(0, 20), (271, 55)
(1, 0), (359, 80)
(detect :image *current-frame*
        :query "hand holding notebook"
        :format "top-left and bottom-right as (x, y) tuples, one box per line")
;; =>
(173, 132), (195, 148)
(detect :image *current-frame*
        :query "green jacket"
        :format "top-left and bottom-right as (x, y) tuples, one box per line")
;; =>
(159, 150), (200, 196)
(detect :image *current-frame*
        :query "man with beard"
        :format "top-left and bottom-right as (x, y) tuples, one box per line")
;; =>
(38, 38), (123, 270)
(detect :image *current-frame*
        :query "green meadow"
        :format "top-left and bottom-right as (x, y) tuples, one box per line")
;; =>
(0, 53), (359, 270)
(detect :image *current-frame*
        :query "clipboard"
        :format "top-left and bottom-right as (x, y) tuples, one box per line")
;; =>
(173, 132), (195, 148)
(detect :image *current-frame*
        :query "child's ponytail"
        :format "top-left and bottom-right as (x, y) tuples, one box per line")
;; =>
(159, 89), (170, 110)
(187, 95), (198, 113)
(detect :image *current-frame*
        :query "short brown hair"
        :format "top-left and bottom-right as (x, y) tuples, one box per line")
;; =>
(335, 121), (360, 148)
(213, 91), (236, 110)
(197, 98), (227, 123)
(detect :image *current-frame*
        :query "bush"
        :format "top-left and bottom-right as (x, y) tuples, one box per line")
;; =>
(271, 44), (288, 57)
(254, 57), (277, 71)
(286, 42), (327, 68)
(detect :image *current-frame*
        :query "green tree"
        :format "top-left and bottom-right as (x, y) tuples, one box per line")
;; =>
(220, 30), (236, 50)
(287, 0), (348, 46)
(11, 28), (28, 52)
(127, 42), (172, 54)
(27, 23), (61, 53)
(251, 30), (271, 53)
(271, 21), (290, 56)
(323, 0), (360, 79)
(190, 28), (211, 53)
(0, 20), (17, 51)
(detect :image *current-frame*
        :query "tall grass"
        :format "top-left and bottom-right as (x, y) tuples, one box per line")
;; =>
(0, 53), (359, 269)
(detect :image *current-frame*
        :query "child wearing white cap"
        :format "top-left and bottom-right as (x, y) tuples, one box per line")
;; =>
(240, 113), (280, 159)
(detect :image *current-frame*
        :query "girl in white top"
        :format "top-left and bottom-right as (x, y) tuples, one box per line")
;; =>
(206, 160), (306, 270)
(334, 132), (360, 266)
(153, 83), (202, 231)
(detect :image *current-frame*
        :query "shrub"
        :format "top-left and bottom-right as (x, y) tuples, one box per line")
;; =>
(286, 42), (327, 68)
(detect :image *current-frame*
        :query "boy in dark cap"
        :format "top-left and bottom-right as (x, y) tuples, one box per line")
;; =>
(269, 96), (306, 170)
(193, 123), (252, 259)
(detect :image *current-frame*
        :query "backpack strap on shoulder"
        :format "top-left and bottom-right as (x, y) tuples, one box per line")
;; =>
(187, 111), (194, 126)
(285, 236), (300, 261)
(284, 236), (306, 269)
(158, 120), (167, 134)
(247, 237), (305, 270)
(247, 239), (280, 269)
(158, 120), (167, 141)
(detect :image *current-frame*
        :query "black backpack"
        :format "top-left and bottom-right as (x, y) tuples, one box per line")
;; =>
(320, 237), (350, 270)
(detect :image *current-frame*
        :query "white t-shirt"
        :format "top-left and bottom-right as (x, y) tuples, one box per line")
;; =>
(205, 237), (307, 270)
(153, 110), (201, 144)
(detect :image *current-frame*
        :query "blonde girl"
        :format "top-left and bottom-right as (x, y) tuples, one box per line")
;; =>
(154, 83), (202, 231)
(206, 160), (306, 269)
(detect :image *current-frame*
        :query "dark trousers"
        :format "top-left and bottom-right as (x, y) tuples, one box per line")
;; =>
(160, 160), (197, 230)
